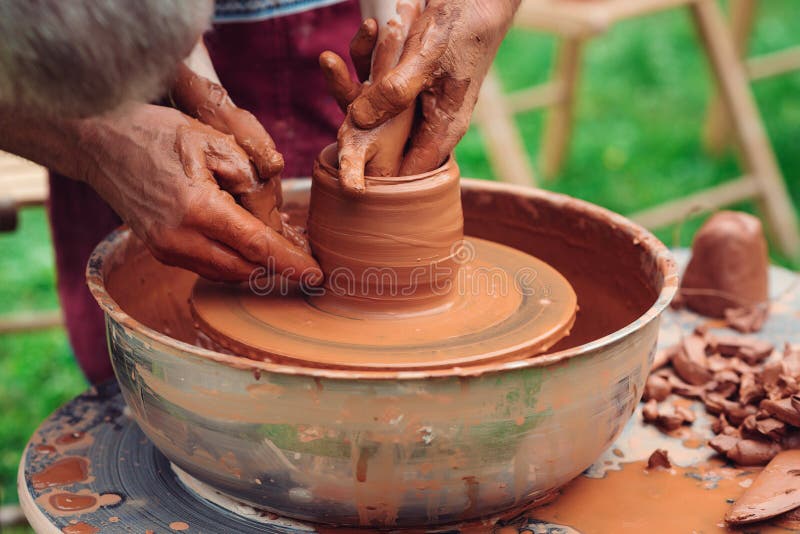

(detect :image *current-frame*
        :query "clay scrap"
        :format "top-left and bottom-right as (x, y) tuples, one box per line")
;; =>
(644, 328), (800, 466)
(725, 450), (800, 525)
(674, 211), (769, 333)
(647, 449), (672, 470)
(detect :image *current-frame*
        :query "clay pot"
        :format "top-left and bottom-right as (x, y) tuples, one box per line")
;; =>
(307, 143), (463, 310)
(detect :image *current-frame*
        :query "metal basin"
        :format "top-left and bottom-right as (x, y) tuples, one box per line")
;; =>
(87, 179), (678, 528)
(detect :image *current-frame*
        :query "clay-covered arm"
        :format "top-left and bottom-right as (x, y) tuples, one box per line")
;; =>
(349, 0), (521, 175)
(0, 104), (321, 284)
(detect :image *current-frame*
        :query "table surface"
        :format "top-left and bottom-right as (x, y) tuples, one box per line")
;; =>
(18, 251), (800, 533)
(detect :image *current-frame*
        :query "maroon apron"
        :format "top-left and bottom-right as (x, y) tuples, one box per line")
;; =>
(48, 0), (361, 383)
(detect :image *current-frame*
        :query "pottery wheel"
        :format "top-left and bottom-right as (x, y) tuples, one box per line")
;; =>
(190, 237), (577, 370)
(16, 382), (556, 533)
(19, 256), (800, 532)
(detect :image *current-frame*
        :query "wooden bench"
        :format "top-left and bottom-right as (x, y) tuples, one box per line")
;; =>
(0, 151), (63, 333)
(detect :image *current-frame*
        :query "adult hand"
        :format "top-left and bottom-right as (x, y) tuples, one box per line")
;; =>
(80, 103), (321, 284)
(321, 18), (409, 194)
(348, 0), (520, 176)
(171, 61), (286, 229)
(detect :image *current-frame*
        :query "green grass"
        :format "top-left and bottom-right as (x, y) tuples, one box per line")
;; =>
(1, 1), (799, 528)
(0, 209), (87, 520)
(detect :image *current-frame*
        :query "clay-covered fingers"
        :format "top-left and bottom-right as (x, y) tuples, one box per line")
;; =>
(173, 64), (284, 188)
(400, 80), (472, 175)
(197, 191), (322, 284)
(350, 18), (378, 82)
(336, 136), (370, 195)
(349, 11), (450, 129)
(147, 229), (261, 282)
(319, 51), (361, 113)
(226, 107), (285, 185)
(176, 123), (259, 197)
(174, 123), (321, 283)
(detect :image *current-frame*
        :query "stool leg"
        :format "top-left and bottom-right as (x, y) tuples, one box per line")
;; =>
(540, 37), (583, 179)
(702, 0), (757, 156)
(475, 69), (538, 186)
(691, 0), (800, 258)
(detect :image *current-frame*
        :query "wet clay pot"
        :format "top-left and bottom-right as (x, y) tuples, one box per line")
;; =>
(308, 143), (463, 310)
(87, 179), (678, 528)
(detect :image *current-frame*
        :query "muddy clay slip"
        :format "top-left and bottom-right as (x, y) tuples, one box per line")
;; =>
(86, 177), (677, 528)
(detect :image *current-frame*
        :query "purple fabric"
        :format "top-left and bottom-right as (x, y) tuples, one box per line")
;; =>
(47, 177), (120, 384)
(48, 0), (360, 383)
(205, 0), (359, 177)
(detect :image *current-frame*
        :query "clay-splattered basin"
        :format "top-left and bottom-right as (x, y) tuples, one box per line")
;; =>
(87, 179), (678, 528)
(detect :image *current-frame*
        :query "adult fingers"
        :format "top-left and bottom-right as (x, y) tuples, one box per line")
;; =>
(173, 65), (284, 187)
(200, 126), (263, 196)
(336, 136), (370, 195)
(176, 123), (258, 197)
(400, 80), (471, 175)
(198, 190), (323, 285)
(228, 108), (285, 184)
(350, 18), (378, 82)
(148, 229), (260, 282)
(319, 51), (361, 113)
(349, 10), (450, 129)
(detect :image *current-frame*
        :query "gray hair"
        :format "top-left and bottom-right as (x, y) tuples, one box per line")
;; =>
(0, 0), (213, 118)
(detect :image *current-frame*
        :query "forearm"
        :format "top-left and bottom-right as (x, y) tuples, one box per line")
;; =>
(0, 103), (165, 226)
(0, 107), (91, 181)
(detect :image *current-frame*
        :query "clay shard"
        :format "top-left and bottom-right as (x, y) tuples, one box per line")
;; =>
(711, 414), (730, 435)
(739, 372), (765, 405)
(652, 345), (680, 371)
(672, 335), (712, 385)
(647, 449), (672, 469)
(642, 399), (659, 423)
(643, 374), (672, 402)
(674, 405), (696, 424)
(784, 344), (800, 377)
(665, 371), (705, 399)
(726, 439), (781, 466)
(755, 417), (786, 441)
(657, 412), (685, 431)
(782, 429), (800, 450)
(709, 334), (774, 365)
(725, 305), (768, 334)
(709, 433), (740, 456)
(761, 398), (800, 427)
(707, 354), (733, 373)
(725, 450), (800, 525)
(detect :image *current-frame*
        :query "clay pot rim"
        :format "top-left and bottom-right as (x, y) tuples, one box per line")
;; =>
(315, 143), (458, 195)
(87, 178), (679, 381)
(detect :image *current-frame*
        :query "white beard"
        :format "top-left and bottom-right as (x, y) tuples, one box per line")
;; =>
(0, 0), (213, 118)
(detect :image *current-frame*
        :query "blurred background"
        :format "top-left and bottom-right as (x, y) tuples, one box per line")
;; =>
(1, 0), (799, 531)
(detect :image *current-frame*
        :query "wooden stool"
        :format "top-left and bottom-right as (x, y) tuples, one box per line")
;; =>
(0, 151), (63, 334)
(0, 151), (48, 231)
(703, 0), (800, 154)
(475, 0), (800, 258)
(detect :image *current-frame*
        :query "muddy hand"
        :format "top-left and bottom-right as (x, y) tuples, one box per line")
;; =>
(321, 17), (418, 195)
(81, 104), (321, 284)
(321, 18), (404, 195)
(348, 0), (520, 175)
(172, 61), (286, 227)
